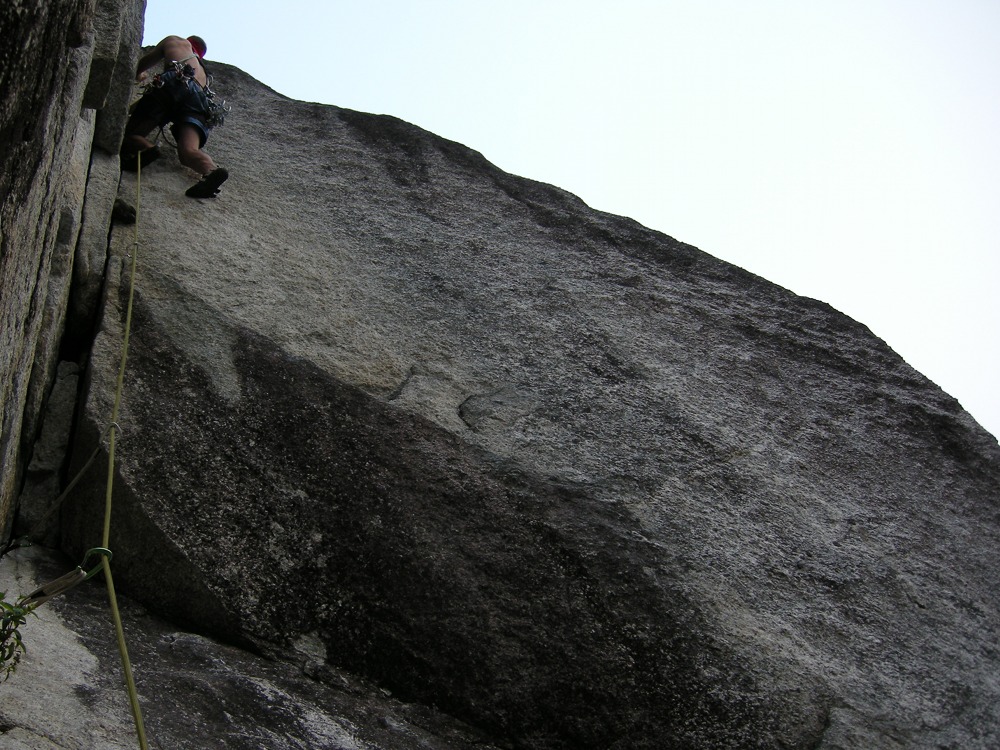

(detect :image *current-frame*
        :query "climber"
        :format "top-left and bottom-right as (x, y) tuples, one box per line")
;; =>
(121, 35), (229, 198)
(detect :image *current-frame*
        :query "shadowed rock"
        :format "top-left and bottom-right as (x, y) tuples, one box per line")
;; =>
(0, 545), (501, 749)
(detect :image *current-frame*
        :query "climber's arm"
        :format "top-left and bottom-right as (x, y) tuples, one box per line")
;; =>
(134, 39), (170, 81)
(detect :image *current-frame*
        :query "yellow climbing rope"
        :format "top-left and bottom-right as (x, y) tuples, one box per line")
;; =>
(98, 150), (149, 750)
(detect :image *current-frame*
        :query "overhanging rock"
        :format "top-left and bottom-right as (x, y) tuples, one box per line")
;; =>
(64, 62), (1000, 748)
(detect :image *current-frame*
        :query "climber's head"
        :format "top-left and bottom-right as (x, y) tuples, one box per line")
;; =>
(187, 36), (207, 59)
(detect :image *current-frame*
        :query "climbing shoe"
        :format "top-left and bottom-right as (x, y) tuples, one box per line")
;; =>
(185, 167), (229, 198)
(120, 146), (161, 172)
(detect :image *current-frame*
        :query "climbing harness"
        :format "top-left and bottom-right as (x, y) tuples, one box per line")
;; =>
(147, 60), (229, 129)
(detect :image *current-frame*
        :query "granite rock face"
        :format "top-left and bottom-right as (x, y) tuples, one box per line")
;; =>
(0, 0), (96, 542)
(0, 0), (142, 542)
(49, 60), (1000, 749)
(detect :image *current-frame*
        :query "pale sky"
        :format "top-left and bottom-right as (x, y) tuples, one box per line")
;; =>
(143, 0), (999, 440)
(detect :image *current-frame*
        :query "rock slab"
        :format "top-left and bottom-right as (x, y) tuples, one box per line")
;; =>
(57, 60), (1000, 749)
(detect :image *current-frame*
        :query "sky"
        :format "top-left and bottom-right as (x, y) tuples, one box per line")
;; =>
(143, 0), (999, 440)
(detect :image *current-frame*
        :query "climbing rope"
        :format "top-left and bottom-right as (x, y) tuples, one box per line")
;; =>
(98, 145), (150, 750)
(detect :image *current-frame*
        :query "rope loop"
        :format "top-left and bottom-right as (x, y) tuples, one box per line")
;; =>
(81, 547), (114, 580)
(101, 423), (124, 453)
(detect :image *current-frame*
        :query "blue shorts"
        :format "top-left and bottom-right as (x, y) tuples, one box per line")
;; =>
(131, 69), (212, 146)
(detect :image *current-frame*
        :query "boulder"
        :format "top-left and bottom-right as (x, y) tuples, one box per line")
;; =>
(59, 61), (1000, 749)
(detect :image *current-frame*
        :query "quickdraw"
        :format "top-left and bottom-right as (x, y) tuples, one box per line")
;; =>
(203, 78), (229, 129)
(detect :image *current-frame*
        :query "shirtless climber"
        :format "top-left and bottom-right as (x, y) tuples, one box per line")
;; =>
(121, 35), (229, 198)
